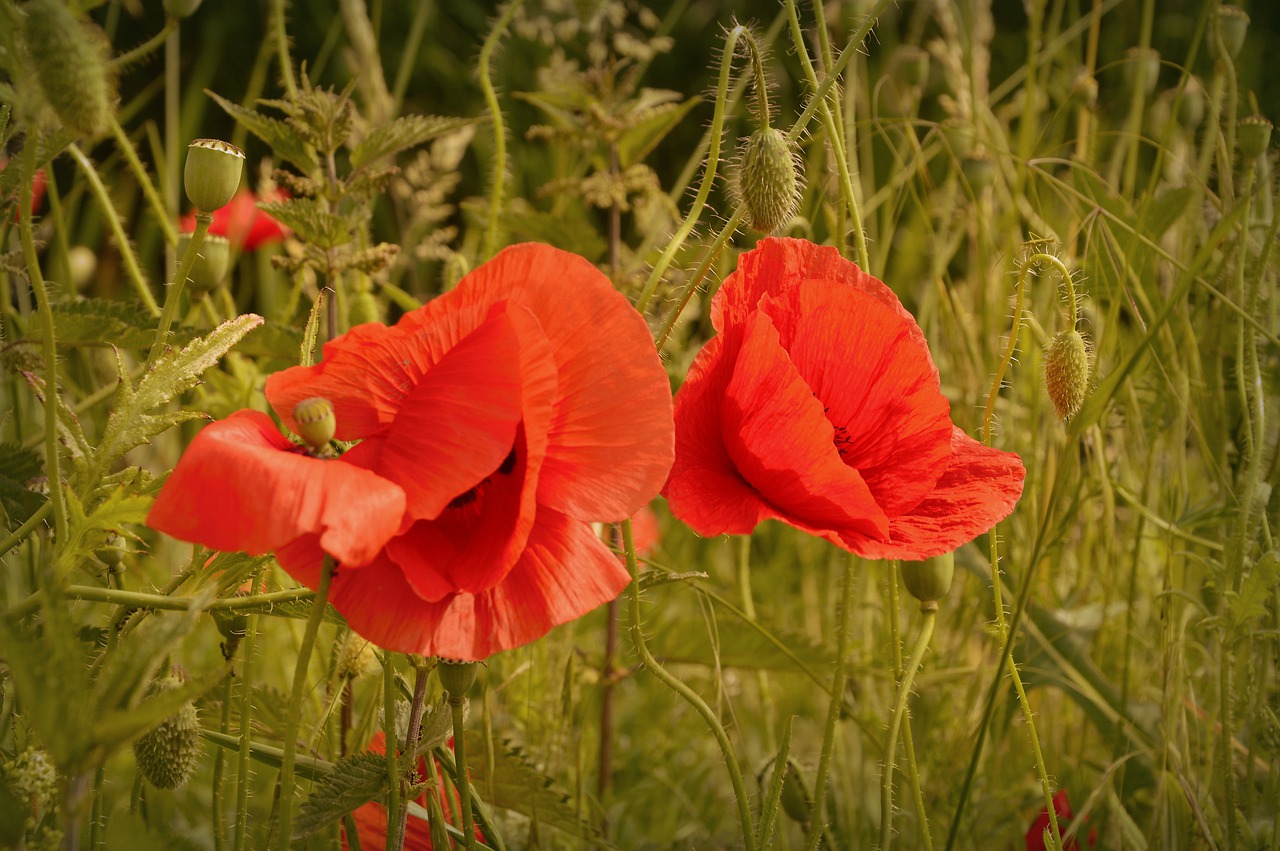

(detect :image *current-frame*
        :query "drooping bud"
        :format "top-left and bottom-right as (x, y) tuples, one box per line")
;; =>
(1215, 6), (1249, 61)
(1238, 115), (1272, 162)
(437, 658), (480, 702)
(132, 676), (201, 789)
(293, 397), (336, 449)
(737, 127), (800, 235)
(184, 139), (244, 213)
(1123, 48), (1160, 98)
(176, 232), (231, 294)
(902, 552), (954, 606)
(1045, 329), (1090, 421)
(23, 0), (114, 139)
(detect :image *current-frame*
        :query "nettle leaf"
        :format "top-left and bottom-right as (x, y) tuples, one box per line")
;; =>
(295, 751), (389, 838)
(46, 299), (184, 350)
(207, 90), (318, 174)
(1228, 550), (1280, 637)
(236, 320), (304, 362)
(59, 486), (151, 565)
(617, 94), (701, 168)
(350, 114), (483, 169)
(0, 442), (46, 529)
(19, 369), (91, 463)
(258, 198), (350, 249)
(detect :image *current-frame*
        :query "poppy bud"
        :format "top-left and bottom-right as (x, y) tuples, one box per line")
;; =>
(1238, 115), (1272, 162)
(184, 139), (244, 213)
(1045, 329), (1090, 421)
(1174, 78), (1205, 130)
(1123, 48), (1160, 98)
(902, 552), (954, 605)
(176, 232), (231, 294)
(23, 0), (113, 139)
(1069, 68), (1098, 110)
(133, 676), (201, 789)
(1215, 6), (1249, 61)
(778, 760), (813, 824)
(348, 289), (382, 326)
(163, 0), (203, 18)
(437, 658), (479, 701)
(737, 127), (800, 235)
(336, 633), (379, 680)
(293, 397), (336, 450)
(890, 45), (929, 89)
(95, 530), (126, 569)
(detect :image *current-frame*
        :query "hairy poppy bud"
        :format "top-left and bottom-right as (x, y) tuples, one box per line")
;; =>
(23, 0), (113, 139)
(737, 127), (800, 235)
(348, 289), (381, 326)
(177, 232), (230, 294)
(778, 760), (813, 824)
(133, 677), (201, 789)
(1238, 115), (1272, 162)
(1215, 6), (1249, 61)
(336, 633), (379, 680)
(293, 397), (336, 449)
(437, 658), (479, 701)
(1123, 48), (1160, 98)
(184, 139), (244, 213)
(902, 552), (954, 606)
(1045, 329), (1090, 421)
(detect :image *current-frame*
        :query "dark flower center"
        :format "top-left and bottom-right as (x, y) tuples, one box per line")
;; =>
(447, 446), (518, 509)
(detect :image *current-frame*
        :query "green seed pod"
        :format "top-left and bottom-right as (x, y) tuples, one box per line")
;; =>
(1069, 67), (1098, 110)
(94, 529), (126, 569)
(293, 397), (336, 449)
(176, 232), (231, 295)
(960, 153), (997, 192)
(737, 127), (800, 235)
(1045, 329), (1090, 421)
(1123, 47), (1160, 98)
(1238, 115), (1272, 162)
(1174, 78), (1205, 130)
(162, 0), (203, 18)
(437, 658), (480, 701)
(348, 289), (382, 326)
(890, 45), (930, 89)
(442, 252), (470, 292)
(23, 0), (113, 139)
(133, 677), (201, 789)
(184, 139), (244, 213)
(902, 552), (954, 605)
(1215, 6), (1249, 61)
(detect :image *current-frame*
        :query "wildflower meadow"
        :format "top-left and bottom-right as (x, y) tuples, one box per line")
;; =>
(0, 0), (1277, 849)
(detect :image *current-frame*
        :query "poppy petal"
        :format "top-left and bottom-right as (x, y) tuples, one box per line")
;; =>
(722, 310), (889, 540)
(147, 410), (405, 567)
(760, 280), (953, 515)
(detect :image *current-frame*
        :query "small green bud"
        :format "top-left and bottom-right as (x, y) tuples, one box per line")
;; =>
(1123, 47), (1160, 98)
(960, 153), (997, 192)
(23, 0), (114, 139)
(890, 45), (929, 89)
(1174, 78), (1205, 130)
(1045, 329), (1090, 421)
(293, 397), (336, 449)
(442, 252), (470, 292)
(133, 677), (201, 789)
(348, 289), (382, 326)
(184, 139), (244, 213)
(437, 658), (480, 701)
(163, 0), (204, 18)
(902, 552), (954, 605)
(94, 530), (126, 569)
(1069, 68), (1098, 110)
(176, 232), (231, 294)
(1215, 6), (1249, 61)
(1238, 115), (1272, 162)
(737, 127), (800, 235)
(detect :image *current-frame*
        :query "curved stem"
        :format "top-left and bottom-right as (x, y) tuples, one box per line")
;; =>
(108, 115), (178, 246)
(147, 213), (211, 366)
(109, 17), (178, 71)
(879, 606), (936, 850)
(623, 519), (757, 851)
(740, 28), (771, 129)
(275, 556), (334, 848)
(478, 1), (521, 260)
(0, 498), (52, 557)
(451, 697), (477, 850)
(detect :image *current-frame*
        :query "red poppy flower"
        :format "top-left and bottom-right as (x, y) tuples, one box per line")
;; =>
(180, 187), (288, 251)
(2, 156), (46, 223)
(664, 237), (1024, 560)
(1026, 790), (1096, 850)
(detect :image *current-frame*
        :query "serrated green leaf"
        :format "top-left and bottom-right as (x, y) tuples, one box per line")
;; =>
(350, 114), (483, 169)
(59, 486), (152, 565)
(617, 94), (701, 168)
(207, 90), (318, 173)
(295, 751), (389, 838)
(236, 319), (304, 361)
(259, 198), (350, 249)
(1228, 550), (1280, 636)
(0, 442), (46, 529)
(43, 299), (184, 350)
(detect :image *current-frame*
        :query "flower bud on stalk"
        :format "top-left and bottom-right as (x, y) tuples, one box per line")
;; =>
(176, 232), (231, 295)
(293, 397), (337, 450)
(1123, 47), (1160, 98)
(184, 139), (244, 213)
(737, 127), (800, 235)
(1238, 115), (1273, 162)
(133, 676), (201, 789)
(163, 0), (204, 18)
(437, 658), (480, 703)
(348, 289), (382, 326)
(1045, 329), (1090, 421)
(1215, 6), (1249, 62)
(23, 0), (113, 139)
(902, 552), (954, 607)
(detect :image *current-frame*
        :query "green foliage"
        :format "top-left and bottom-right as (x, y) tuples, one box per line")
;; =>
(0, 442), (45, 529)
(295, 751), (388, 839)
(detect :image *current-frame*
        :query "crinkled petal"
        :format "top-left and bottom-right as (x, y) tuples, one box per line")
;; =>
(760, 280), (953, 515)
(837, 427), (1026, 560)
(147, 410), (405, 566)
(721, 310), (889, 540)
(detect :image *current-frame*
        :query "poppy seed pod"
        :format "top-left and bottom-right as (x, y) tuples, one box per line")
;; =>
(1045, 329), (1090, 421)
(163, 0), (203, 18)
(1215, 6), (1249, 61)
(737, 127), (800, 235)
(133, 677), (201, 789)
(177, 232), (231, 294)
(1238, 115), (1272, 162)
(184, 139), (244, 213)
(902, 551), (954, 605)
(23, 0), (113, 139)
(1123, 47), (1160, 98)
(437, 658), (479, 701)
(293, 397), (337, 449)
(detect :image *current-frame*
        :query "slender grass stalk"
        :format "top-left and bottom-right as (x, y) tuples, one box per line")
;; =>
(275, 557), (335, 848)
(108, 115), (178, 247)
(391, 662), (431, 851)
(147, 212), (211, 366)
(804, 555), (855, 851)
(273, 0), (298, 100)
(451, 697), (477, 850)
(382, 653), (400, 850)
(879, 605), (937, 850)
(233, 612), (259, 851)
(478, 1), (521, 260)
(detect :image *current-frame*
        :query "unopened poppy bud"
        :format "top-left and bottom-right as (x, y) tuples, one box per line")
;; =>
(348, 289), (382, 326)
(891, 45), (929, 88)
(1215, 6), (1249, 61)
(23, 0), (113, 139)
(778, 760), (813, 824)
(133, 676), (201, 789)
(336, 634), (379, 680)
(437, 658), (479, 701)
(95, 530), (126, 568)
(293, 397), (336, 449)
(902, 552), (954, 606)
(737, 127), (800, 235)
(1045, 329), (1090, 421)
(1238, 115), (1272, 162)
(163, 0), (203, 18)
(184, 139), (244, 213)
(1123, 48), (1160, 98)
(177, 232), (231, 294)
(961, 154), (997, 192)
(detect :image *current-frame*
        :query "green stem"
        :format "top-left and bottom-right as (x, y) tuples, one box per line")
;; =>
(89, 767), (105, 849)
(623, 519), (757, 851)
(740, 28), (771, 129)
(233, 613), (259, 851)
(272, 0), (298, 100)
(478, 0), (521, 260)
(18, 143), (67, 548)
(66, 143), (161, 315)
(109, 17), (178, 71)
(275, 556), (334, 848)
(108, 115), (178, 247)
(451, 697), (477, 850)
(147, 213), (211, 366)
(382, 654), (400, 849)
(212, 675), (234, 851)
(391, 663), (431, 851)
(804, 556), (855, 851)
(879, 606), (937, 850)
(0, 500), (52, 557)
(653, 208), (745, 349)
